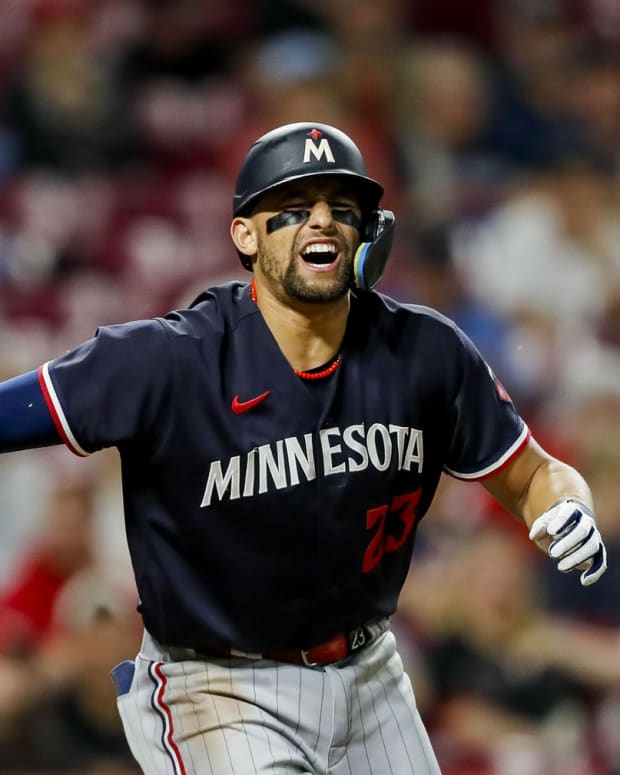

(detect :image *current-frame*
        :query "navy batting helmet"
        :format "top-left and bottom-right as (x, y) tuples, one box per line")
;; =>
(232, 122), (384, 219)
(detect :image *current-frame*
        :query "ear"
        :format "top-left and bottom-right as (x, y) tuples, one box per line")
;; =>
(230, 217), (257, 257)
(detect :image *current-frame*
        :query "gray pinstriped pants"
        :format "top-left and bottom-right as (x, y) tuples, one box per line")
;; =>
(115, 628), (441, 774)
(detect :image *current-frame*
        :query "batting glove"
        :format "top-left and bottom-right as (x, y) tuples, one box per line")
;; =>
(528, 499), (607, 586)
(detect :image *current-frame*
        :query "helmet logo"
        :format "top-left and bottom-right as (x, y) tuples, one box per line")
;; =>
(303, 129), (335, 164)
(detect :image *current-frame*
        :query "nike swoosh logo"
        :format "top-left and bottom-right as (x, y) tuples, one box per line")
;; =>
(231, 390), (271, 414)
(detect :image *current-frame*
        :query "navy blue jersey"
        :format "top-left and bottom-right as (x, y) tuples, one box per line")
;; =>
(40, 282), (529, 652)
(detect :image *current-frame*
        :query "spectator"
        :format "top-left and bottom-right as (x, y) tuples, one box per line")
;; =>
(396, 525), (620, 775)
(0, 469), (98, 656)
(4, 2), (134, 172)
(0, 568), (141, 773)
(383, 221), (519, 402)
(454, 149), (620, 407)
(537, 387), (620, 629)
(394, 40), (503, 225)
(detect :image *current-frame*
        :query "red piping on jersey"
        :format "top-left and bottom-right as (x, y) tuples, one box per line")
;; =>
(37, 364), (85, 457)
(152, 662), (187, 775)
(451, 427), (532, 482)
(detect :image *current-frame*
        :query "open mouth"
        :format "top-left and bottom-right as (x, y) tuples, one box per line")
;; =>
(300, 243), (339, 268)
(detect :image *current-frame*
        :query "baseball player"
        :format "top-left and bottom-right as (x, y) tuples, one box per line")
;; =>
(0, 122), (607, 774)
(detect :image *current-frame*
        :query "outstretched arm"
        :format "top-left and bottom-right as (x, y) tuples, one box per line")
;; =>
(0, 369), (61, 453)
(482, 437), (606, 585)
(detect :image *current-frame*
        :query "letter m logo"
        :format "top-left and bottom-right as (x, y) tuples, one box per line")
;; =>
(303, 138), (335, 164)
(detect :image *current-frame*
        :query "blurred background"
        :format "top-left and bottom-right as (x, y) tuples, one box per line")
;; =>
(0, 0), (619, 773)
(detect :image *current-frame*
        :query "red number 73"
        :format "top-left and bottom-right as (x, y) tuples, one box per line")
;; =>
(362, 489), (422, 574)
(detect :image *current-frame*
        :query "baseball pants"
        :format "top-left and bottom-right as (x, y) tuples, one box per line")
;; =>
(113, 627), (441, 775)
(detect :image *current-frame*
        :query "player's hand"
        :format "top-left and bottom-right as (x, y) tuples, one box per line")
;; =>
(528, 499), (607, 586)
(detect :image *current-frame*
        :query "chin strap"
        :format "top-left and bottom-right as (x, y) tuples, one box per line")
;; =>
(353, 209), (395, 291)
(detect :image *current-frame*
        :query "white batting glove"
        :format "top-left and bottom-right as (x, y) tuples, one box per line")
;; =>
(528, 499), (607, 586)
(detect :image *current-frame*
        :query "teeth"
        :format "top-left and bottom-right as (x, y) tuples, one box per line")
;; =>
(302, 244), (336, 256)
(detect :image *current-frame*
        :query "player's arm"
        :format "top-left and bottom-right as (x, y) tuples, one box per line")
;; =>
(0, 369), (61, 453)
(481, 436), (606, 586)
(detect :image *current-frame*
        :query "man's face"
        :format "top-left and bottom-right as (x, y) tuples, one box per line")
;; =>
(249, 177), (362, 304)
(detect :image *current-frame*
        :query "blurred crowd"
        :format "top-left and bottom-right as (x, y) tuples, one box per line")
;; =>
(0, 0), (619, 772)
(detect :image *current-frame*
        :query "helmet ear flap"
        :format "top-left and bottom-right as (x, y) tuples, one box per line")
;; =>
(353, 210), (396, 291)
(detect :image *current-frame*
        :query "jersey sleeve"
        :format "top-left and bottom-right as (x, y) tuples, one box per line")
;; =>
(40, 319), (173, 455)
(443, 326), (530, 480)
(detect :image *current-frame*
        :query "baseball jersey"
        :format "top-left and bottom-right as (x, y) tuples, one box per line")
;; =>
(40, 281), (529, 652)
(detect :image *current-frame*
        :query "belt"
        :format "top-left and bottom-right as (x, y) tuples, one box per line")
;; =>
(166, 619), (389, 668)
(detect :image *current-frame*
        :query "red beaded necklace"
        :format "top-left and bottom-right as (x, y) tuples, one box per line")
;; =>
(296, 353), (342, 380)
(250, 279), (342, 380)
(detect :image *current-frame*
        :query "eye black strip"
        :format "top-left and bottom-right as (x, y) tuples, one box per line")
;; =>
(266, 209), (362, 234)
(266, 211), (309, 233)
(333, 210), (362, 229)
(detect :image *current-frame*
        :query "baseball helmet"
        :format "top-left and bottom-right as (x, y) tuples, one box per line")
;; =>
(233, 122), (384, 218)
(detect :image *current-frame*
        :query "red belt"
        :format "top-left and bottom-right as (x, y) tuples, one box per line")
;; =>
(264, 632), (350, 667)
(166, 620), (388, 668)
